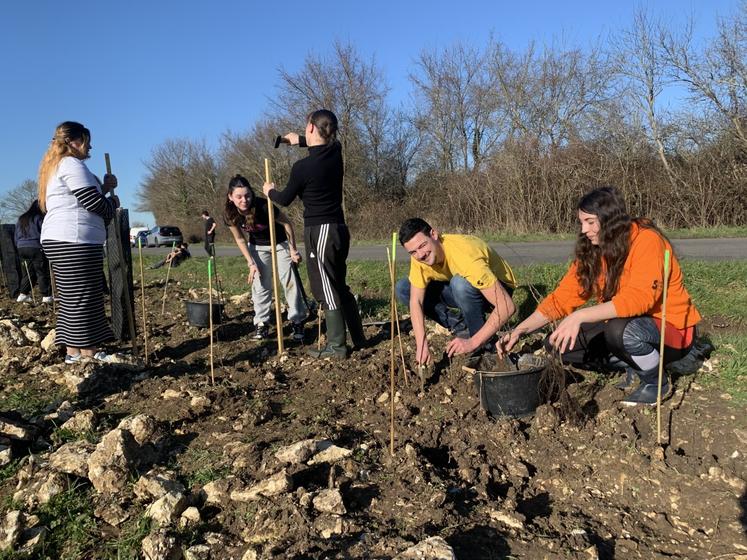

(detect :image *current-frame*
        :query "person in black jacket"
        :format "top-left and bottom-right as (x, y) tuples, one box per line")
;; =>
(14, 200), (52, 303)
(263, 109), (365, 359)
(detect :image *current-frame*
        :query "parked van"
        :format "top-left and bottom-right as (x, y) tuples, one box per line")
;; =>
(129, 227), (149, 247)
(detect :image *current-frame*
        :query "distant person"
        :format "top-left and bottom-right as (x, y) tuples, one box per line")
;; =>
(263, 109), (365, 358)
(150, 242), (190, 269)
(498, 186), (702, 406)
(202, 210), (216, 256)
(14, 199), (52, 303)
(38, 121), (119, 364)
(396, 218), (517, 365)
(225, 174), (307, 341)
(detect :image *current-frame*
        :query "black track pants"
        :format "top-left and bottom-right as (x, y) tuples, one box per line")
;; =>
(304, 223), (356, 312)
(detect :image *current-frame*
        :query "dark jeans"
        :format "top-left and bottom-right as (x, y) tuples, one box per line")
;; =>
(204, 237), (215, 257)
(547, 316), (692, 373)
(18, 246), (51, 296)
(396, 276), (507, 337)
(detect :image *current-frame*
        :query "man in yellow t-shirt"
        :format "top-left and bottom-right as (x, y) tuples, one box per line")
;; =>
(396, 218), (517, 365)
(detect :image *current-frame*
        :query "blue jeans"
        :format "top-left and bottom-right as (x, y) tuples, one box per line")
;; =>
(396, 276), (494, 337)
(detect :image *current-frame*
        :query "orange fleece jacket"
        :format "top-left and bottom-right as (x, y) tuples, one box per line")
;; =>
(537, 224), (701, 330)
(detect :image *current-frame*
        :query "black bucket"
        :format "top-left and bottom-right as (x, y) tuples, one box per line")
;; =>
(472, 354), (546, 417)
(185, 301), (224, 327)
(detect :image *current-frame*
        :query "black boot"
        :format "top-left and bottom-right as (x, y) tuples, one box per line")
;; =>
(308, 309), (348, 359)
(342, 295), (367, 350)
(621, 367), (671, 406)
(615, 368), (636, 390)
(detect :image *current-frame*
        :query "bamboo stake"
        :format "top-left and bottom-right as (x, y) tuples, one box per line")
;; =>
(137, 237), (149, 365)
(208, 258), (215, 385)
(387, 246), (396, 456)
(105, 153), (138, 356)
(656, 249), (671, 446)
(317, 310), (323, 351)
(388, 234), (409, 387)
(161, 241), (176, 316)
(22, 261), (36, 304)
(264, 158), (284, 354)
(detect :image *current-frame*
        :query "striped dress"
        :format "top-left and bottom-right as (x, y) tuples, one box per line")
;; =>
(41, 157), (115, 348)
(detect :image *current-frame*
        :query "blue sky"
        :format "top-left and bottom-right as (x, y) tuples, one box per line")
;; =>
(1, 0), (738, 227)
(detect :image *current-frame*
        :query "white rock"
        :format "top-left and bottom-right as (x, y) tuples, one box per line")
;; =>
(0, 446), (13, 467)
(312, 489), (346, 515)
(308, 444), (353, 465)
(142, 530), (182, 560)
(134, 471), (186, 501)
(230, 470), (292, 502)
(48, 441), (95, 477)
(60, 410), (96, 433)
(0, 417), (35, 441)
(87, 429), (140, 494)
(393, 536), (456, 559)
(117, 414), (158, 446)
(0, 511), (24, 551)
(274, 439), (316, 464)
(184, 544), (210, 560)
(201, 478), (231, 505)
(145, 492), (188, 527)
(489, 509), (526, 530)
(40, 330), (56, 352)
(20, 327), (40, 343)
(179, 507), (201, 528)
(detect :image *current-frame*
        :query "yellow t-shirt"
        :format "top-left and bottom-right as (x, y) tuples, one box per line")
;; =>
(408, 234), (517, 291)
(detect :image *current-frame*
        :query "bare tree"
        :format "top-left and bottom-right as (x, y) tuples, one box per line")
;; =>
(0, 179), (38, 222)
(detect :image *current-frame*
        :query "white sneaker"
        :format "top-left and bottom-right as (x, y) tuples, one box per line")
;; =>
(16, 293), (30, 303)
(42, 296), (54, 303)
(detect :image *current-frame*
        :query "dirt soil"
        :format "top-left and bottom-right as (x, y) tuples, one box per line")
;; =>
(1, 282), (747, 559)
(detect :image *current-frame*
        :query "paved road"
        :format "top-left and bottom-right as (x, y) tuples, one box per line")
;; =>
(145, 237), (747, 265)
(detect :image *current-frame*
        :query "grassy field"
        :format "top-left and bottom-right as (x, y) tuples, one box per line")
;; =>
(138, 255), (747, 401)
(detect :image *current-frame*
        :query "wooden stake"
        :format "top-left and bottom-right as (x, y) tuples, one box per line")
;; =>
(387, 245), (396, 456)
(208, 258), (215, 385)
(137, 237), (149, 365)
(317, 310), (323, 351)
(104, 154), (138, 356)
(656, 249), (671, 446)
(161, 241), (176, 317)
(264, 158), (284, 354)
(22, 261), (36, 304)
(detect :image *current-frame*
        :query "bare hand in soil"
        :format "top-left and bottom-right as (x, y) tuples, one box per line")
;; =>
(416, 340), (431, 365)
(497, 330), (521, 357)
(445, 336), (475, 357)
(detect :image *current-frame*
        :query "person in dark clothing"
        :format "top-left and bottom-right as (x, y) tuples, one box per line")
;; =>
(150, 243), (191, 269)
(262, 109), (365, 359)
(14, 200), (52, 303)
(202, 210), (216, 256)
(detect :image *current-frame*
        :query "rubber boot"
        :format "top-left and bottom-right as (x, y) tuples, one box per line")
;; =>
(308, 309), (348, 359)
(615, 368), (636, 390)
(342, 295), (367, 350)
(621, 367), (671, 406)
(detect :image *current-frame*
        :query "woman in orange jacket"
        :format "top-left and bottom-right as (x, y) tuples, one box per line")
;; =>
(499, 186), (701, 406)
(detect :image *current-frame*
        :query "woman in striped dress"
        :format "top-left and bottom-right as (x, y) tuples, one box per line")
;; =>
(38, 121), (119, 364)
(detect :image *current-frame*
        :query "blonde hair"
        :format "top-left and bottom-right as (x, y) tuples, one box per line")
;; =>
(37, 121), (90, 212)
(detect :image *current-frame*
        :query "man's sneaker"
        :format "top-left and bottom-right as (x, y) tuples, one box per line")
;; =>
(253, 323), (269, 340)
(16, 293), (30, 303)
(64, 353), (82, 365)
(42, 296), (54, 304)
(292, 322), (305, 342)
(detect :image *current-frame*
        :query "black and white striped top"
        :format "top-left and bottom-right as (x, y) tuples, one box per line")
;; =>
(41, 156), (114, 245)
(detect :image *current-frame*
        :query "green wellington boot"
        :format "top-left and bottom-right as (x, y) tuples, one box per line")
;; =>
(308, 309), (348, 359)
(342, 296), (367, 350)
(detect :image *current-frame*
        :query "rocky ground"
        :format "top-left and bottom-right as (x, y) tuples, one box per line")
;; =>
(0, 283), (745, 559)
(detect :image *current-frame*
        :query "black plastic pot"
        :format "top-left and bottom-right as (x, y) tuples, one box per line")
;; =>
(185, 301), (223, 327)
(472, 354), (546, 417)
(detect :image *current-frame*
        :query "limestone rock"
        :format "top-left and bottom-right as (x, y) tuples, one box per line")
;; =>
(142, 530), (182, 560)
(184, 544), (211, 560)
(308, 443), (353, 465)
(40, 330), (56, 352)
(145, 492), (188, 527)
(313, 515), (350, 539)
(94, 502), (131, 527)
(0, 417), (36, 441)
(20, 327), (40, 343)
(87, 429), (140, 494)
(394, 536), (457, 560)
(0, 320), (28, 349)
(489, 509), (526, 530)
(0, 446), (13, 467)
(117, 414), (158, 446)
(274, 439), (316, 464)
(231, 470), (292, 502)
(201, 478), (232, 506)
(60, 410), (96, 433)
(179, 507), (201, 528)
(134, 470), (186, 501)
(312, 489), (346, 515)
(0, 511), (24, 551)
(48, 441), (95, 477)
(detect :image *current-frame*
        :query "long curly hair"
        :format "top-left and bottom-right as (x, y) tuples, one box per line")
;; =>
(223, 174), (256, 229)
(574, 186), (666, 301)
(37, 122), (90, 212)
